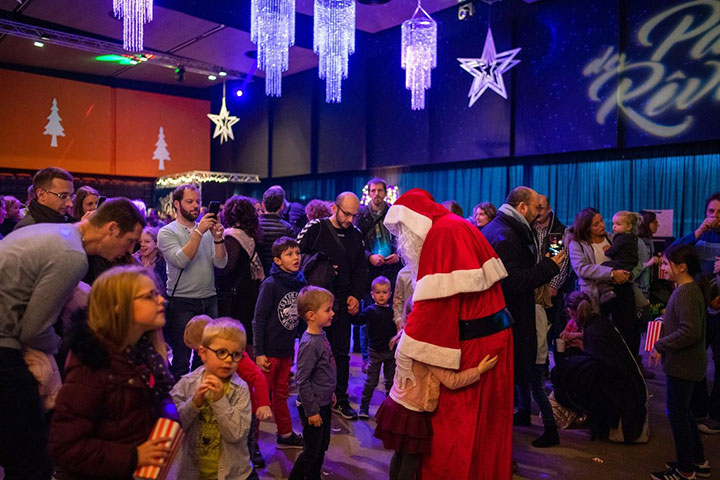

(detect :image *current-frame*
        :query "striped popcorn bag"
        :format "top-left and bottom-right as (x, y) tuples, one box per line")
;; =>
(644, 319), (663, 352)
(134, 417), (184, 480)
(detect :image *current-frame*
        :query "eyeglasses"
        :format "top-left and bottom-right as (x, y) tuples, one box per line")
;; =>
(133, 290), (163, 302)
(335, 204), (358, 218)
(205, 346), (243, 362)
(43, 190), (74, 200)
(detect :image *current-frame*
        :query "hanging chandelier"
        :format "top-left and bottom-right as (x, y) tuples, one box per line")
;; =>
(251, 0), (296, 96)
(401, 3), (437, 110)
(113, 0), (153, 52)
(314, 0), (356, 103)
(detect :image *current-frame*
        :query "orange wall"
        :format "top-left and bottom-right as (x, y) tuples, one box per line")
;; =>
(0, 69), (209, 177)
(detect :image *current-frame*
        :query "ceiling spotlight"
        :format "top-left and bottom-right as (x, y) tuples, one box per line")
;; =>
(218, 71), (227, 77)
(174, 65), (185, 82)
(208, 74), (217, 81)
(33, 41), (44, 47)
(235, 89), (244, 97)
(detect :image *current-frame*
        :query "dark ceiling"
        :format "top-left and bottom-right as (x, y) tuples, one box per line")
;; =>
(0, 0), (483, 90)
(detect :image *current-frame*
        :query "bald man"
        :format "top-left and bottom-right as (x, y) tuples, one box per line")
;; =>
(297, 192), (368, 420)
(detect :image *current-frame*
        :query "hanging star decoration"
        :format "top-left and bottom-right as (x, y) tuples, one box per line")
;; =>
(207, 85), (239, 144)
(457, 27), (521, 107)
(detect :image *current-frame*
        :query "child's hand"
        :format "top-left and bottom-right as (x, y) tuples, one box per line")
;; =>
(136, 437), (171, 467)
(332, 393), (337, 407)
(649, 349), (661, 367)
(388, 332), (401, 350)
(256, 406), (273, 421)
(308, 413), (323, 427)
(602, 245), (610, 252)
(204, 374), (224, 402)
(256, 355), (271, 372)
(477, 355), (499, 374)
(192, 383), (211, 408)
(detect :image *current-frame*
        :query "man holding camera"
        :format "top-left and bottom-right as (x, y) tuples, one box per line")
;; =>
(158, 184), (227, 379)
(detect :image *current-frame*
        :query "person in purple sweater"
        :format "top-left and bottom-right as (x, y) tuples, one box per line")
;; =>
(290, 286), (337, 480)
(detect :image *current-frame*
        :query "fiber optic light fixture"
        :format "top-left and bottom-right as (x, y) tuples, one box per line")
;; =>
(251, 0), (295, 96)
(112, 0), (153, 51)
(314, 0), (356, 103)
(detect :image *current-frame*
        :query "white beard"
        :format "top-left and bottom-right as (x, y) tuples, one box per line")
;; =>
(396, 225), (423, 280)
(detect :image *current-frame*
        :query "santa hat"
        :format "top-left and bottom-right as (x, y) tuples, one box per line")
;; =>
(384, 188), (449, 241)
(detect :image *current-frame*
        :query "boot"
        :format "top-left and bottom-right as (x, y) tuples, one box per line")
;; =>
(531, 426), (559, 448)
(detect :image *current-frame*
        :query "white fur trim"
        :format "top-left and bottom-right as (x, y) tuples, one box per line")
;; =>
(413, 257), (508, 302)
(384, 204), (433, 241)
(398, 332), (461, 369)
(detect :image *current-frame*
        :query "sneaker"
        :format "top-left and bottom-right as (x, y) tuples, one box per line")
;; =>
(665, 460), (710, 478)
(600, 289), (617, 305)
(697, 418), (720, 434)
(358, 408), (370, 419)
(334, 402), (358, 420)
(252, 444), (266, 468)
(276, 432), (304, 449)
(651, 467), (696, 480)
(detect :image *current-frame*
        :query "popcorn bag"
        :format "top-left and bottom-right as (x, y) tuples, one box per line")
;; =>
(644, 319), (663, 352)
(133, 418), (183, 480)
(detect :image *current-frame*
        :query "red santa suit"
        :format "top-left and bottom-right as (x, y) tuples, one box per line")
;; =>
(384, 188), (514, 480)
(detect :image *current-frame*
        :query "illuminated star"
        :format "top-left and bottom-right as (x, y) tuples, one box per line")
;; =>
(207, 97), (239, 144)
(458, 27), (521, 107)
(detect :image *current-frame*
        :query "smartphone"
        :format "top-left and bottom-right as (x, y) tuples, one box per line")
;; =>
(548, 234), (564, 257)
(208, 201), (221, 218)
(96, 196), (107, 208)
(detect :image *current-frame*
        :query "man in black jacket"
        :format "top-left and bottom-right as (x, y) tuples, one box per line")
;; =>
(258, 186), (294, 276)
(297, 191), (368, 420)
(14, 167), (75, 230)
(482, 187), (565, 445)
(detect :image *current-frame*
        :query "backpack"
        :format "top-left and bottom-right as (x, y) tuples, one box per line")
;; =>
(300, 219), (340, 290)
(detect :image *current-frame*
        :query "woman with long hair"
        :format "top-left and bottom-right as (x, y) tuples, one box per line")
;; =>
(636, 210), (660, 300)
(49, 266), (177, 479)
(567, 208), (639, 354)
(134, 226), (167, 297)
(72, 186), (100, 220)
(473, 202), (497, 230)
(216, 195), (264, 355)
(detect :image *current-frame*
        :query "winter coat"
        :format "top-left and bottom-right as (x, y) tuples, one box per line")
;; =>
(481, 210), (559, 384)
(49, 324), (177, 480)
(257, 213), (293, 276)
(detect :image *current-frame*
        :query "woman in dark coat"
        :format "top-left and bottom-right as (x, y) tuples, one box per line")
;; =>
(552, 291), (648, 443)
(216, 195), (264, 355)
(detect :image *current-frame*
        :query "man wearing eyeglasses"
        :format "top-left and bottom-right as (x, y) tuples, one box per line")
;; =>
(297, 192), (368, 420)
(14, 167), (75, 231)
(0, 197), (145, 480)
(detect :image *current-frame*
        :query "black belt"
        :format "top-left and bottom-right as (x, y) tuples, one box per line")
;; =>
(459, 309), (514, 341)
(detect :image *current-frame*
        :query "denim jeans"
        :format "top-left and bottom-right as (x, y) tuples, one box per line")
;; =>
(691, 311), (720, 420)
(667, 375), (705, 473)
(359, 324), (369, 363)
(518, 364), (556, 429)
(0, 348), (54, 480)
(165, 295), (218, 380)
(360, 349), (395, 411)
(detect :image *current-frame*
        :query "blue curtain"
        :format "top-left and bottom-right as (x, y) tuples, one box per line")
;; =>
(531, 153), (720, 237)
(244, 153), (718, 238)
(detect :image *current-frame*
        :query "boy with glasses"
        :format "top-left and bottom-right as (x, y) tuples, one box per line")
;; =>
(171, 318), (253, 480)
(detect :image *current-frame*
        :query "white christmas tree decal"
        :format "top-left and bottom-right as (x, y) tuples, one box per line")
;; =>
(153, 126), (171, 171)
(43, 98), (65, 148)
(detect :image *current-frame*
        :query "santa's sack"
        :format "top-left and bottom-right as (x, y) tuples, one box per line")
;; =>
(133, 417), (183, 480)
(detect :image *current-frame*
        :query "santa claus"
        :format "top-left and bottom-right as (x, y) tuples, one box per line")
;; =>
(382, 188), (514, 479)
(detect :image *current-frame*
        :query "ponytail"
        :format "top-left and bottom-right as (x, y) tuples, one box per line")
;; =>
(565, 290), (596, 328)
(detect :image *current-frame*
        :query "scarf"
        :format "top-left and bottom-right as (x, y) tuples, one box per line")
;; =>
(27, 199), (73, 224)
(124, 333), (175, 404)
(224, 227), (265, 281)
(269, 263), (307, 289)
